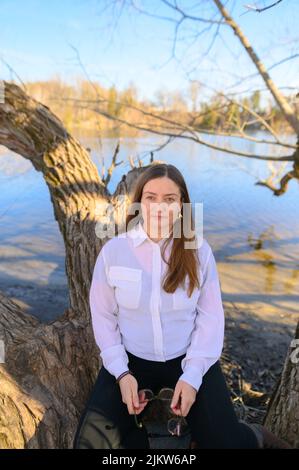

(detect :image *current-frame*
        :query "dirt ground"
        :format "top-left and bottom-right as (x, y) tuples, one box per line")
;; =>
(221, 302), (296, 424)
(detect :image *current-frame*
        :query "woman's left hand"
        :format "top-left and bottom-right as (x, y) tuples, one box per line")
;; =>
(170, 380), (197, 417)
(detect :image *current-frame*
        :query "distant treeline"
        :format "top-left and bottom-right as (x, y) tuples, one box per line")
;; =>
(25, 78), (297, 137)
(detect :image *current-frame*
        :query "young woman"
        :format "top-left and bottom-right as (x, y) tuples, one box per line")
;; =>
(73, 163), (291, 449)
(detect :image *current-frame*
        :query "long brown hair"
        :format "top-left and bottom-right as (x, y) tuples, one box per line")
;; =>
(125, 163), (200, 297)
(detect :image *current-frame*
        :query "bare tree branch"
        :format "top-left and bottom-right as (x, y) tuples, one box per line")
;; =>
(243, 0), (283, 14)
(255, 169), (296, 195)
(213, 0), (299, 134)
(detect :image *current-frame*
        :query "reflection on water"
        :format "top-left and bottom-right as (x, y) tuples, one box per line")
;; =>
(0, 132), (298, 324)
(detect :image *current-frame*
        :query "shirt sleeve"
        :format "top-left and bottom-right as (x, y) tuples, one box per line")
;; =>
(178, 244), (225, 392)
(89, 244), (129, 380)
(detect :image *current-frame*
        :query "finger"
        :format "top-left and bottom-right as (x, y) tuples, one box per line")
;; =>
(127, 390), (135, 415)
(172, 399), (182, 416)
(133, 390), (140, 409)
(139, 391), (148, 405)
(181, 392), (188, 416)
(134, 398), (147, 410)
(170, 387), (180, 410)
(134, 401), (148, 414)
(138, 398), (149, 409)
(127, 399), (134, 415)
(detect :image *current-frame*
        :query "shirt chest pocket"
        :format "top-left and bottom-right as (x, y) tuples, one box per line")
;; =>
(173, 277), (200, 311)
(108, 266), (142, 310)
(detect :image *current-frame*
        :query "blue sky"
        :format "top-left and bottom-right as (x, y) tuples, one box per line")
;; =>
(0, 0), (298, 103)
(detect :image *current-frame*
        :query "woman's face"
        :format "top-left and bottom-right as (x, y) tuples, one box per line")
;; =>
(140, 177), (182, 239)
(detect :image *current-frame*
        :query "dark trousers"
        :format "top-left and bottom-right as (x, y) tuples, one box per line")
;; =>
(73, 350), (259, 449)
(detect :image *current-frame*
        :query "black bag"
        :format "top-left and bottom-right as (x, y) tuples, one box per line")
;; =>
(73, 406), (126, 449)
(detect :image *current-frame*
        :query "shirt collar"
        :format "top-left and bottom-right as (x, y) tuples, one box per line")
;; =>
(128, 220), (172, 248)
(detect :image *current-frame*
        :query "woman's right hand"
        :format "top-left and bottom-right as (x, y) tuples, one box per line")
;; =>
(118, 374), (149, 415)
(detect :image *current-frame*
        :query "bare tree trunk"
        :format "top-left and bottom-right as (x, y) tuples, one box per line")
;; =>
(263, 321), (299, 447)
(0, 82), (145, 448)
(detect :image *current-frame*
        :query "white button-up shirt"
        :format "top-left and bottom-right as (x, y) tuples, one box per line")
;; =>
(89, 220), (225, 392)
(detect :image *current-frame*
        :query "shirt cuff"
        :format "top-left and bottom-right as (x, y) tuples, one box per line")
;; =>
(179, 356), (214, 392)
(100, 345), (129, 380)
(178, 365), (204, 392)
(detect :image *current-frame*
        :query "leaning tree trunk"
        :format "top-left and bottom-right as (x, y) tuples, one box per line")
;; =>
(263, 321), (299, 447)
(0, 81), (147, 448)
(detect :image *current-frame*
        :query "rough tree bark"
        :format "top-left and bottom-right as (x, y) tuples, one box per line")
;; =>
(263, 322), (299, 447)
(0, 81), (147, 448)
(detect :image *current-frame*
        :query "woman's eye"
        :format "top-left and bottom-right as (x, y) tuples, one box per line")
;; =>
(145, 196), (175, 202)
